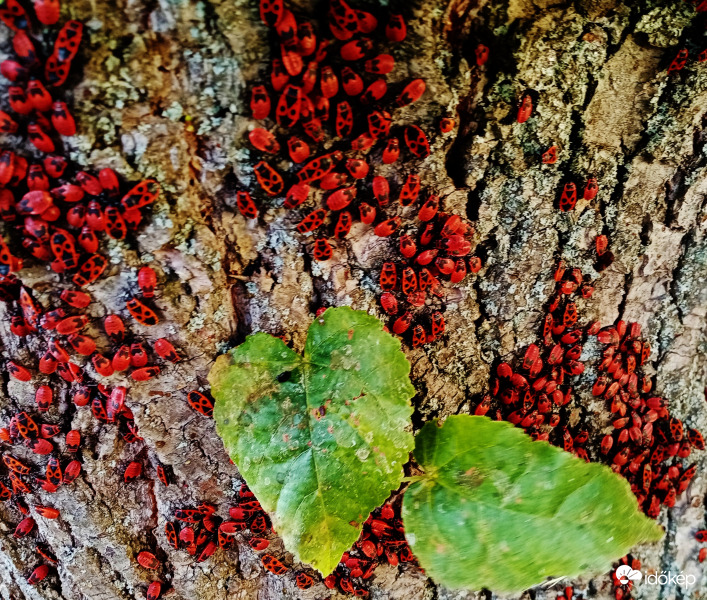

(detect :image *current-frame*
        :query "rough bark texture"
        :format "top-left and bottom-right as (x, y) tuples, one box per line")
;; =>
(1, 0), (707, 599)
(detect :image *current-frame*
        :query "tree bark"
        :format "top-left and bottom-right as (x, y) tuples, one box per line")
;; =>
(1, 0), (706, 599)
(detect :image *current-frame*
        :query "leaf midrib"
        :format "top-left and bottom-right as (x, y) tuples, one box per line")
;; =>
(287, 336), (394, 568)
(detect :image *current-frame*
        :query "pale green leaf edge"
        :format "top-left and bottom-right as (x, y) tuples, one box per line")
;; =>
(209, 307), (416, 575)
(403, 415), (664, 594)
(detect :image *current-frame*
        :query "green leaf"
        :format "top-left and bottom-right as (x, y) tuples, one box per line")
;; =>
(209, 307), (415, 575)
(403, 415), (663, 593)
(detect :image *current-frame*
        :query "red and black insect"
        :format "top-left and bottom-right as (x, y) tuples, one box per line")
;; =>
(154, 338), (181, 363)
(35, 385), (53, 412)
(296, 573), (314, 589)
(341, 67), (365, 97)
(334, 211), (353, 239)
(77, 226), (99, 253)
(105, 207), (127, 239)
(127, 297), (159, 326)
(121, 179), (159, 211)
(296, 208), (327, 234)
(248, 127), (280, 154)
(253, 162), (284, 197)
(27, 564), (49, 585)
(384, 12), (406, 41)
(65, 430), (80, 453)
(28, 438), (54, 455)
(104, 314), (126, 343)
(668, 48), (688, 72)
(296, 151), (342, 184)
(312, 238), (333, 261)
(259, 0), (284, 27)
(397, 79), (425, 107)
(124, 461), (142, 483)
(379, 262), (397, 291)
(165, 521), (179, 549)
(131, 366), (161, 381)
(404, 126), (430, 159)
(287, 137), (310, 163)
(382, 138), (400, 164)
(175, 508), (203, 523)
(17, 411), (39, 438)
(399, 174), (421, 206)
(36, 544), (58, 565)
(393, 312), (412, 334)
(14, 516), (36, 538)
(401, 267), (417, 295)
(8, 361), (31, 381)
(346, 158), (369, 179)
(284, 183), (309, 209)
(374, 217), (401, 237)
(60, 289), (91, 309)
(411, 324), (426, 347)
(250, 85), (272, 120)
(129, 342), (148, 367)
(327, 186), (356, 211)
(4, 454), (30, 474)
(188, 390), (214, 417)
(56, 314), (89, 335)
(558, 183), (577, 212)
(73, 254), (108, 287)
(430, 312), (445, 338)
(147, 581), (162, 600)
(236, 191), (258, 219)
(62, 460), (81, 484)
(371, 176), (390, 208)
(440, 117), (456, 133)
(137, 551), (159, 570)
(35, 505), (60, 519)
(517, 94), (533, 123)
(335, 101), (353, 137)
(0, 0), (30, 31)
(261, 554), (288, 575)
(275, 84), (302, 128)
(156, 464), (170, 486)
(542, 146), (557, 164)
(91, 396), (109, 421)
(28, 122), (56, 153)
(367, 110), (391, 139)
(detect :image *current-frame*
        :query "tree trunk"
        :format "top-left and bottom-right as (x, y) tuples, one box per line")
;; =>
(1, 0), (706, 599)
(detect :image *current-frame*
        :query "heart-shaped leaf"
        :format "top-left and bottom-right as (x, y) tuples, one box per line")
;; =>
(403, 415), (664, 593)
(209, 307), (415, 575)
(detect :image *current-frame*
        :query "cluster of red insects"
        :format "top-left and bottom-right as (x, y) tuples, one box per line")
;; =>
(157, 485), (325, 589)
(475, 252), (703, 600)
(476, 251), (702, 507)
(156, 486), (416, 596)
(243, 0), (483, 347)
(0, 1), (200, 595)
(168, 492), (414, 597)
(475, 261), (596, 446)
(590, 314), (702, 518)
(322, 498), (416, 596)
